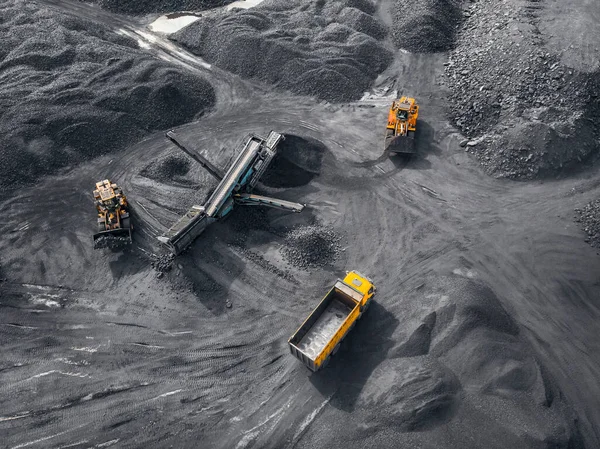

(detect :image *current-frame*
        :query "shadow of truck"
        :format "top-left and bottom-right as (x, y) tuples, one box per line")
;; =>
(308, 300), (399, 412)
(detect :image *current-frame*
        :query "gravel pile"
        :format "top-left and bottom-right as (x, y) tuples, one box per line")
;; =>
(391, 0), (462, 52)
(141, 154), (193, 183)
(171, 0), (393, 102)
(575, 200), (600, 248)
(0, 0), (215, 188)
(82, 0), (232, 14)
(445, 0), (600, 179)
(93, 234), (132, 250)
(149, 252), (175, 273)
(281, 224), (342, 269)
(235, 247), (295, 282)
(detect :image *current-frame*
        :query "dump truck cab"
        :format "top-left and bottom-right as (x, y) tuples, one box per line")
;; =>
(288, 271), (376, 372)
(343, 271), (375, 303)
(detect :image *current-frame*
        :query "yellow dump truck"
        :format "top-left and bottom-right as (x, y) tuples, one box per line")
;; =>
(288, 271), (376, 371)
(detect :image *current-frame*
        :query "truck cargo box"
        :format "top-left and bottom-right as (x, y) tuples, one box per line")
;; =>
(288, 271), (375, 371)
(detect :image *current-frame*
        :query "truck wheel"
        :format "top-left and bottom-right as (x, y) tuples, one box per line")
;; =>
(332, 343), (340, 355)
(321, 357), (330, 369)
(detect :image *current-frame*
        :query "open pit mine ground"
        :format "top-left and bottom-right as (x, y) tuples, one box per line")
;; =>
(1, 0), (600, 448)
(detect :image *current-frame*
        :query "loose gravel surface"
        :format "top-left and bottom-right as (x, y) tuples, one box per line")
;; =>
(575, 200), (600, 248)
(444, 0), (600, 179)
(82, 0), (233, 14)
(0, 0), (215, 188)
(141, 153), (193, 183)
(171, 0), (393, 102)
(1, 0), (600, 448)
(391, 0), (461, 53)
(281, 224), (342, 269)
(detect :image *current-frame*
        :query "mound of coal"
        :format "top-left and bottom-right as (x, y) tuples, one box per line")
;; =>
(82, 0), (232, 14)
(281, 224), (341, 269)
(0, 0), (215, 188)
(352, 275), (583, 445)
(141, 154), (193, 183)
(149, 252), (175, 273)
(93, 234), (132, 250)
(445, 0), (600, 179)
(358, 358), (461, 431)
(575, 199), (600, 248)
(391, 0), (462, 52)
(261, 135), (325, 188)
(171, 0), (393, 102)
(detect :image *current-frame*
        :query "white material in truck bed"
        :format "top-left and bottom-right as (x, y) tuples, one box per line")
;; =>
(297, 298), (353, 360)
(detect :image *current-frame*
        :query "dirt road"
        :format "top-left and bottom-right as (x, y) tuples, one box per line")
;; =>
(1, 1), (600, 448)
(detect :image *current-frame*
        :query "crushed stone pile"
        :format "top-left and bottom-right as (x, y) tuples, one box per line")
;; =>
(81, 0), (232, 14)
(93, 234), (132, 250)
(575, 199), (600, 248)
(141, 154), (193, 183)
(391, 0), (462, 52)
(0, 0), (215, 188)
(171, 0), (393, 102)
(149, 252), (175, 273)
(281, 224), (342, 269)
(445, 0), (600, 179)
(340, 275), (585, 446)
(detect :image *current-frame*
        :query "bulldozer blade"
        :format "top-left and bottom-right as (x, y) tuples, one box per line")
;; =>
(93, 229), (132, 250)
(385, 134), (416, 155)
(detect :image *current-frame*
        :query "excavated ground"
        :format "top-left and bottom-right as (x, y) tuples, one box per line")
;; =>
(444, 0), (600, 180)
(0, 0), (216, 188)
(1, 1), (600, 449)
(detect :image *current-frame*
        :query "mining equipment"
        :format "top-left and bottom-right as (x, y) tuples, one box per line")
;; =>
(384, 96), (419, 154)
(288, 271), (376, 371)
(93, 180), (133, 249)
(158, 130), (305, 255)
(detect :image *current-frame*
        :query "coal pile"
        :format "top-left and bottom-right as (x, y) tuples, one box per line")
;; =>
(141, 154), (193, 183)
(171, 0), (393, 102)
(0, 0), (215, 188)
(575, 199), (600, 248)
(149, 252), (175, 273)
(281, 224), (342, 269)
(445, 0), (600, 179)
(82, 0), (232, 14)
(391, 0), (462, 52)
(93, 234), (132, 250)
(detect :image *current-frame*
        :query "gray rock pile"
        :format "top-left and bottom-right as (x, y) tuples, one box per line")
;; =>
(0, 0), (215, 188)
(575, 200), (600, 248)
(445, 0), (599, 179)
(141, 154), (193, 183)
(171, 0), (393, 102)
(82, 0), (232, 14)
(391, 0), (462, 52)
(149, 252), (175, 273)
(281, 224), (342, 269)
(93, 234), (132, 250)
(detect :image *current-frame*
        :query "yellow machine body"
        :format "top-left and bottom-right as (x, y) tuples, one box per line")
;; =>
(93, 180), (132, 249)
(385, 96), (419, 154)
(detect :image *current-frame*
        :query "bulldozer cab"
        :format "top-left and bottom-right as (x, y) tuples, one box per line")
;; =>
(396, 109), (409, 120)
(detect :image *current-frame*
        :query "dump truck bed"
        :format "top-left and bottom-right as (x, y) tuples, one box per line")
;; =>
(296, 294), (354, 360)
(289, 279), (366, 371)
